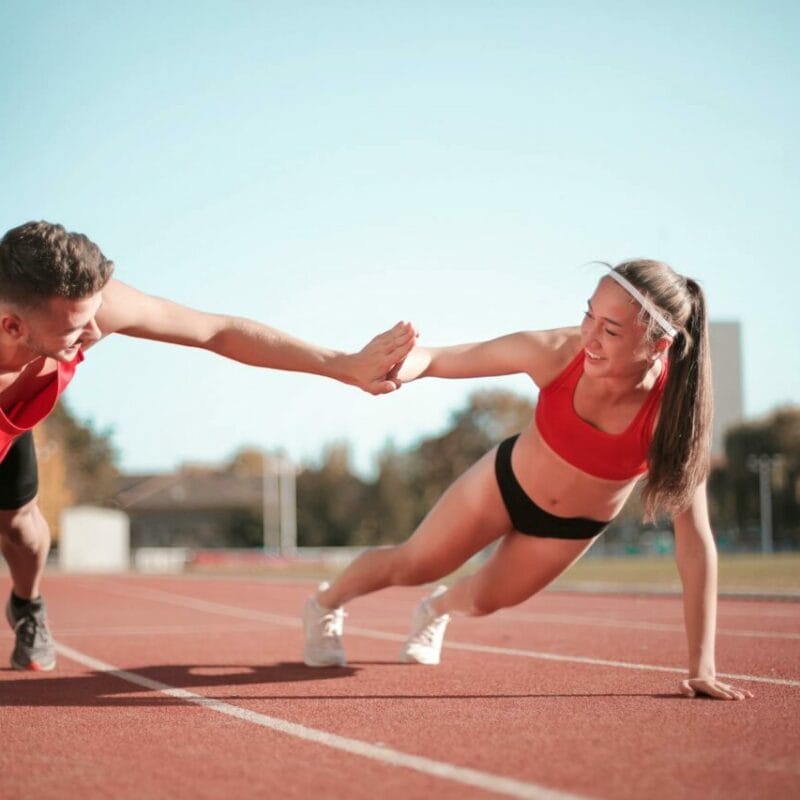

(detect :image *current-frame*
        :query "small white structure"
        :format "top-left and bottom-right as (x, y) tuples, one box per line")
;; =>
(133, 547), (190, 574)
(59, 506), (130, 573)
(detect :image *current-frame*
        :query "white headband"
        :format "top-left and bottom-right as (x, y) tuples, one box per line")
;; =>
(605, 270), (677, 338)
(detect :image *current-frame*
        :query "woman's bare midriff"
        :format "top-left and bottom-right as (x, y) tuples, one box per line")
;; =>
(511, 420), (642, 522)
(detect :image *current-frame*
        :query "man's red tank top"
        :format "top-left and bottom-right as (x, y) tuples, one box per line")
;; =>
(534, 350), (668, 480)
(0, 351), (84, 462)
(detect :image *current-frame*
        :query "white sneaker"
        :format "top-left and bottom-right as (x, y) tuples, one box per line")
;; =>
(303, 582), (347, 667)
(399, 585), (451, 665)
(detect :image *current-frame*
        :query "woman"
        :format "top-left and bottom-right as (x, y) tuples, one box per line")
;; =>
(303, 259), (752, 701)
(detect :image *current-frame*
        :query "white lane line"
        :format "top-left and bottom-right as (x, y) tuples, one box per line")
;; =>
(341, 626), (800, 688)
(55, 642), (588, 800)
(723, 608), (800, 619)
(553, 582), (800, 602)
(437, 641), (800, 688)
(76, 582), (800, 689)
(499, 611), (800, 640)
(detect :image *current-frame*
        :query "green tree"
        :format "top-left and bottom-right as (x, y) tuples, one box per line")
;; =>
(225, 447), (265, 477)
(296, 443), (370, 547)
(406, 389), (535, 521)
(41, 400), (119, 506)
(294, 390), (535, 548)
(717, 405), (800, 548)
(360, 389), (535, 545)
(358, 443), (417, 545)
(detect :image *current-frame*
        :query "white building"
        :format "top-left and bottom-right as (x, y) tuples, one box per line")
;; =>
(708, 321), (743, 459)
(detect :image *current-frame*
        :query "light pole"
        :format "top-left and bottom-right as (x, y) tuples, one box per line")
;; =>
(746, 454), (783, 555)
(262, 450), (280, 552)
(262, 449), (297, 556)
(278, 454), (297, 557)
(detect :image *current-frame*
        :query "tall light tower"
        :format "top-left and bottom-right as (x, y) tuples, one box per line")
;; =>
(278, 454), (297, 557)
(746, 454), (784, 555)
(262, 450), (296, 556)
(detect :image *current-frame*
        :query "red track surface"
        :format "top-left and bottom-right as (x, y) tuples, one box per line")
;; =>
(1, 574), (798, 799)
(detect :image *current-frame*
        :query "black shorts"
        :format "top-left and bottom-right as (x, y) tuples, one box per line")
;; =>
(0, 431), (39, 510)
(495, 434), (610, 540)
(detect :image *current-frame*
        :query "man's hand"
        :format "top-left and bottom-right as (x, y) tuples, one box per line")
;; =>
(347, 321), (417, 395)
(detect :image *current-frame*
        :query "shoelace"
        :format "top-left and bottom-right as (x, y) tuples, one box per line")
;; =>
(319, 609), (345, 638)
(416, 621), (444, 646)
(15, 614), (51, 648)
(414, 607), (447, 646)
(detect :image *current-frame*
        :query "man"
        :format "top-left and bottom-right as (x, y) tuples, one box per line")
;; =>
(0, 220), (415, 671)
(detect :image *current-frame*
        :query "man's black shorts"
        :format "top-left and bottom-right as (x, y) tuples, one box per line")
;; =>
(0, 431), (39, 510)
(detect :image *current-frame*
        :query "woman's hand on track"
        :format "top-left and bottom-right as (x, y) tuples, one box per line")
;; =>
(679, 677), (754, 701)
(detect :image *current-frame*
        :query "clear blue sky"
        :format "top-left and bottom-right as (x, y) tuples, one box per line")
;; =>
(2, 1), (798, 475)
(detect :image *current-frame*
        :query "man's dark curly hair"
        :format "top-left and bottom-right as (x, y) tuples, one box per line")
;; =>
(0, 221), (114, 308)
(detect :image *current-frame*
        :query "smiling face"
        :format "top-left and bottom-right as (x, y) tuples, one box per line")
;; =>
(580, 277), (668, 379)
(9, 293), (104, 363)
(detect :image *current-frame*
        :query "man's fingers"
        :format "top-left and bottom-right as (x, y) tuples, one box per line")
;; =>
(358, 322), (417, 392)
(391, 321), (417, 344)
(369, 379), (401, 395)
(382, 334), (416, 362)
(372, 322), (416, 356)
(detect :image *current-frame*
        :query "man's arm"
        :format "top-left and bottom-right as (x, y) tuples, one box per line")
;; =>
(95, 279), (416, 395)
(673, 481), (753, 700)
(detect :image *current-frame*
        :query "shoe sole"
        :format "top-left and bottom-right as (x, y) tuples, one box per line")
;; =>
(10, 657), (56, 672)
(303, 642), (347, 668)
(303, 657), (347, 668)
(399, 650), (440, 665)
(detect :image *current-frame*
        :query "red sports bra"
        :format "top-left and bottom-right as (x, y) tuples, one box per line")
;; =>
(534, 350), (668, 480)
(0, 350), (84, 462)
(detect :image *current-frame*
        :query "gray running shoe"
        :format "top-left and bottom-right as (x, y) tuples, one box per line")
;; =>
(5, 596), (56, 672)
(399, 585), (451, 665)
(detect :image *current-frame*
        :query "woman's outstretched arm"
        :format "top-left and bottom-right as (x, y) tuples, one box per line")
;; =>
(395, 327), (579, 386)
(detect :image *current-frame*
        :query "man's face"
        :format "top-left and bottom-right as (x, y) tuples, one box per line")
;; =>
(19, 293), (104, 362)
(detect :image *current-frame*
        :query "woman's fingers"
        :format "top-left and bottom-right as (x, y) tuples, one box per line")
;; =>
(680, 678), (754, 701)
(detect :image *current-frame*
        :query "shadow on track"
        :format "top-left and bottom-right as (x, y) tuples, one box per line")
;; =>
(0, 661), (359, 706)
(0, 661), (687, 706)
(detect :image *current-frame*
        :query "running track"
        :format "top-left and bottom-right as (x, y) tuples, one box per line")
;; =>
(1, 574), (798, 799)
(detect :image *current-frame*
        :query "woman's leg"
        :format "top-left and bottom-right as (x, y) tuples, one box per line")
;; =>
(318, 446), (512, 609)
(432, 531), (597, 617)
(397, 532), (596, 665)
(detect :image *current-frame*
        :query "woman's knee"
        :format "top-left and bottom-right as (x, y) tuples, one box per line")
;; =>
(465, 573), (528, 616)
(0, 500), (49, 549)
(389, 544), (444, 586)
(467, 591), (504, 617)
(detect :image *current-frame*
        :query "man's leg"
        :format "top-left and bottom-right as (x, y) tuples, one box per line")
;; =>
(0, 432), (56, 671)
(1, 498), (51, 601)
